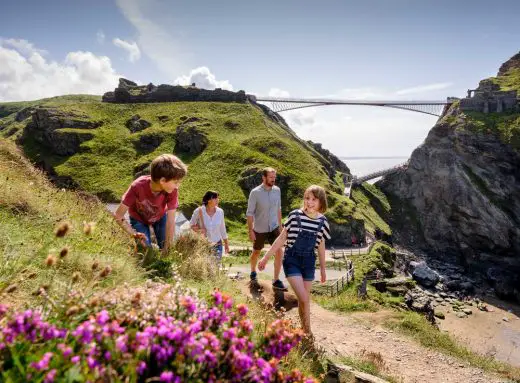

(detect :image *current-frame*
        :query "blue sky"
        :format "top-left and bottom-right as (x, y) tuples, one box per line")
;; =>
(1, 0), (519, 157)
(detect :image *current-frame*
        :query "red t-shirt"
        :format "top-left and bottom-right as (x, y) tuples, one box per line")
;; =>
(122, 176), (178, 224)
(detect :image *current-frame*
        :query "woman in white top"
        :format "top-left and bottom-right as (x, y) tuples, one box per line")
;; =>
(190, 190), (230, 260)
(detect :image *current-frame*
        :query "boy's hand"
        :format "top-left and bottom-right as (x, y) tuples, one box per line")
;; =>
(258, 255), (269, 271)
(133, 232), (147, 247)
(320, 269), (326, 284)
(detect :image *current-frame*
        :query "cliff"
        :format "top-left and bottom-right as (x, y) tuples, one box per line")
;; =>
(379, 51), (520, 301)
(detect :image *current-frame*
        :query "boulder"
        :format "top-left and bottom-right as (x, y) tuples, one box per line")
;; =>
(134, 133), (163, 154)
(237, 167), (291, 196)
(175, 124), (208, 155)
(409, 261), (440, 288)
(19, 108), (99, 156)
(126, 115), (152, 133)
(15, 107), (35, 122)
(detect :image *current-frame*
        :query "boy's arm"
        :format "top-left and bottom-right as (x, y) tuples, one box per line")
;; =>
(113, 204), (135, 237)
(164, 209), (176, 253)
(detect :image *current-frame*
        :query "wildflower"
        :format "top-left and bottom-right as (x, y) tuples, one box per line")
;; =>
(59, 247), (69, 258)
(237, 303), (248, 316)
(71, 272), (80, 283)
(99, 266), (112, 278)
(45, 255), (56, 267)
(136, 361), (147, 375)
(55, 222), (70, 237)
(96, 310), (110, 325)
(5, 284), (17, 293)
(71, 356), (80, 364)
(83, 221), (96, 235)
(44, 369), (57, 383)
(30, 352), (53, 371)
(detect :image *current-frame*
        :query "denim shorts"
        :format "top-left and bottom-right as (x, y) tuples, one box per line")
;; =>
(283, 252), (316, 281)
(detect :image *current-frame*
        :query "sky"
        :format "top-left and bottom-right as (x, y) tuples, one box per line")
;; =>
(1, 0), (519, 157)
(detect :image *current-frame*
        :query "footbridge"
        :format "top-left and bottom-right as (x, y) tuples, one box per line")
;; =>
(343, 161), (408, 197)
(253, 96), (456, 117)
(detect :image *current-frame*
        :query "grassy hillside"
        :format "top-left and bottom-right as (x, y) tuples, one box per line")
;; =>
(0, 139), (144, 306)
(0, 95), (389, 241)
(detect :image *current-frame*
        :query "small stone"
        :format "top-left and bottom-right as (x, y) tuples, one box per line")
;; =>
(456, 312), (467, 319)
(462, 308), (472, 315)
(503, 317), (510, 322)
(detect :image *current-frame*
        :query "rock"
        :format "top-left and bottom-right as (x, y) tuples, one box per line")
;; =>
(456, 312), (468, 318)
(307, 140), (351, 181)
(15, 107), (35, 122)
(410, 262), (440, 288)
(224, 120), (240, 129)
(134, 133), (163, 154)
(372, 276), (415, 295)
(462, 308), (473, 315)
(118, 78), (138, 88)
(126, 115), (152, 133)
(157, 115), (170, 123)
(378, 52), (520, 304)
(175, 121), (208, 155)
(103, 78), (248, 104)
(503, 317), (510, 322)
(434, 311), (445, 319)
(19, 107), (99, 156)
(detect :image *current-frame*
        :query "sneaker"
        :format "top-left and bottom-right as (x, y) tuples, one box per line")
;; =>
(250, 271), (257, 281)
(272, 279), (288, 291)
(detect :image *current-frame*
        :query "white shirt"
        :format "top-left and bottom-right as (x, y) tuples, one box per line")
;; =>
(190, 206), (228, 244)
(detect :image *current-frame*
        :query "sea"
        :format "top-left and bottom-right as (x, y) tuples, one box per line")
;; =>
(340, 156), (409, 184)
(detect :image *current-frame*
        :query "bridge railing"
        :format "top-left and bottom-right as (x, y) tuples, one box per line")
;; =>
(352, 161), (408, 184)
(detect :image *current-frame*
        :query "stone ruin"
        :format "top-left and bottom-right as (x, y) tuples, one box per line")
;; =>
(102, 78), (248, 104)
(459, 79), (518, 113)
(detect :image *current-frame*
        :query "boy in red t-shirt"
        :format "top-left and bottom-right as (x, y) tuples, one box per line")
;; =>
(113, 154), (188, 253)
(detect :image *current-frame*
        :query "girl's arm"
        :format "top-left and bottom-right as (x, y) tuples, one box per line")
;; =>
(258, 228), (287, 270)
(318, 238), (326, 283)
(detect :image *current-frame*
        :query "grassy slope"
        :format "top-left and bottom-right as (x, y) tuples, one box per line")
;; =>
(0, 139), (144, 306)
(0, 95), (389, 240)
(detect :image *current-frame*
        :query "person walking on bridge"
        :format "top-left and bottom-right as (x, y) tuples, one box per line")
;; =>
(246, 167), (286, 290)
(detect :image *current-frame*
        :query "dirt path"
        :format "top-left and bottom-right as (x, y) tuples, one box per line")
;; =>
(241, 280), (509, 383)
(300, 303), (509, 383)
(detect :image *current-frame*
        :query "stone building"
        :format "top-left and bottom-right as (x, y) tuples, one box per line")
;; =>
(460, 79), (518, 113)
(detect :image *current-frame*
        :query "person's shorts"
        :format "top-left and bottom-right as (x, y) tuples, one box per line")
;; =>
(253, 227), (281, 250)
(283, 252), (316, 281)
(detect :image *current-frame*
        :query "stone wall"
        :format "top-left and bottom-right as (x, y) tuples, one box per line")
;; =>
(102, 78), (248, 104)
(460, 79), (518, 113)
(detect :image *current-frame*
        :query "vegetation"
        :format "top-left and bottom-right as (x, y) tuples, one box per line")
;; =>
(334, 351), (400, 383)
(0, 138), (322, 382)
(0, 96), (390, 241)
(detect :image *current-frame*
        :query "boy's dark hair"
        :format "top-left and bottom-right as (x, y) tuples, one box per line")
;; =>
(262, 167), (276, 177)
(150, 154), (188, 182)
(202, 190), (219, 205)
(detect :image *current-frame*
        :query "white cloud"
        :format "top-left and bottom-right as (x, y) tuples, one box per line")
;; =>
(0, 38), (47, 57)
(396, 82), (453, 96)
(116, 0), (188, 77)
(0, 39), (121, 102)
(97, 30), (105, 44)
(113, 37), (141, 62)
(174, 67), (233, 90)
(268, 88), (290, 98)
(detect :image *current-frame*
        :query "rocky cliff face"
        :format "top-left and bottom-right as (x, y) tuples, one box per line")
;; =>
(379, 52), (520, 301)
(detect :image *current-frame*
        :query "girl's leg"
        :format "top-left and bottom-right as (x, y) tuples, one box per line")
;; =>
(286, 276), (311, 333)
(303, 280), (314, 334)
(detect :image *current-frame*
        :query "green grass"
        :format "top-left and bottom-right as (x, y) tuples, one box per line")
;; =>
(0, 139), (144, 307)
(314, 242), (403, 313)
(334, 354), (400, 383)
(0, 95), (392, 241)
(490, 67), (520, 92)
(385, 312), (520, 382)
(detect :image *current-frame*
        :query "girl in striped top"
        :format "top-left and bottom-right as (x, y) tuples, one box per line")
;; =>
(258, 185), (331, 334)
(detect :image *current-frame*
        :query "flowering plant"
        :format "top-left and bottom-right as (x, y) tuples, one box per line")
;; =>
(0, 284), (315, 383)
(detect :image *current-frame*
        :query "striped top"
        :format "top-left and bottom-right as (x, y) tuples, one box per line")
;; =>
(283, 209), (331, 250)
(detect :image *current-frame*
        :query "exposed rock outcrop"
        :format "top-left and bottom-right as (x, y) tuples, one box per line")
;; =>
(308, 140), (351, 181)
(103, 78), (248, 104)
(134, 133), (163, 154)
(379, 53), (520, 302)
(126, 115), (152, 133)
(19, 108), (100, 156)
(175, 118), (208, 155)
